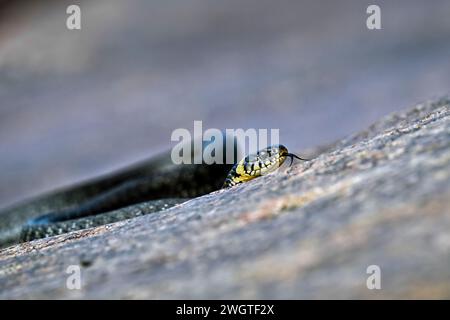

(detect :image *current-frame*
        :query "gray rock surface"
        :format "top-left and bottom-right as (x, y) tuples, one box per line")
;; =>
(0, 97), (449, 299)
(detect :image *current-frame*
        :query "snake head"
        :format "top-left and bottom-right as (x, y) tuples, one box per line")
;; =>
(222, 144), (308, 188)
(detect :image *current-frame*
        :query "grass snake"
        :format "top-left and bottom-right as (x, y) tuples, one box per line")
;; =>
(0, 139), (305, 248)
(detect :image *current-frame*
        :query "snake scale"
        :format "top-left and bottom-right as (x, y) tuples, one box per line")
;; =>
(0, 137), (305, 248)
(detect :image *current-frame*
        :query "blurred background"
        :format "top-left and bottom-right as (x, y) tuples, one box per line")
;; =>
(0, 0), (449, 209)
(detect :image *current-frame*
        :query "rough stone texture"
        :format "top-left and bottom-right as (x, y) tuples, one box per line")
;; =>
(1, 97), (449, 299)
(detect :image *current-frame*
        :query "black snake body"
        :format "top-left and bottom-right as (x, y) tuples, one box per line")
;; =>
(0, 140), (303, 248)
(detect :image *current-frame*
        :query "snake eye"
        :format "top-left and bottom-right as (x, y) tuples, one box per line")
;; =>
(277, 145), (289, 157)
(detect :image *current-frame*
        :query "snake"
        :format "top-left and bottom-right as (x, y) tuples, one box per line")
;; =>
(0, 139), (306, 248)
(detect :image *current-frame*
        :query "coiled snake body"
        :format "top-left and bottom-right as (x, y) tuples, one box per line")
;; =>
(0, 142), (305, 248)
